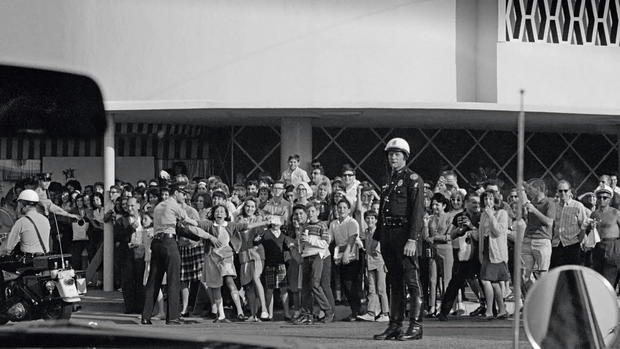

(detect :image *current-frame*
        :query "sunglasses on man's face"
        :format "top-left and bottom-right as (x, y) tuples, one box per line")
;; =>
(557, 189), (570, 193)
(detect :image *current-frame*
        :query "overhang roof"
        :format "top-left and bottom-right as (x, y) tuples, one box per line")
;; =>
(106, 101), (620, 135)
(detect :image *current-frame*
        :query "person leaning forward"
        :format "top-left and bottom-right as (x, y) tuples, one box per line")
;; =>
(373, 137), (426, 341)
(141, 183), (208, 325)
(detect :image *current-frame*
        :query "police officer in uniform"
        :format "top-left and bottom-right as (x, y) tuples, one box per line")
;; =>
(0, 189), (51, 258)
(373, 138), (426, 341)
(141, 183), (198, 325)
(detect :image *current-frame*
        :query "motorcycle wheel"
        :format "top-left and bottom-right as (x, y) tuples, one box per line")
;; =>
(42, 302), (72, 320)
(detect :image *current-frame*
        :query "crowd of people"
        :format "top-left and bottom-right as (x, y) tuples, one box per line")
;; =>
(0, 152), (618, 333)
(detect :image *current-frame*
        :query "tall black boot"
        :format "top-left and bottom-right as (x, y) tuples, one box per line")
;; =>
(398, 295), (423, 341)
(373, 323), (402, 340)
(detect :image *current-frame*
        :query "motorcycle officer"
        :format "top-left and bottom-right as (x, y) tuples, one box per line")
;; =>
(0, 189), (50, 258)
(0, 190), (51, 303)
(373, 138), (426, 341)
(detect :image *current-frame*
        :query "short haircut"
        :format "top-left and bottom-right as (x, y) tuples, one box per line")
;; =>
(342, 163), (355, 175)
(211, 190), (227, 200)
(292, 204), (306, 212)
(527, 178), (546, 193)
(273, 180), (285, 188)
(431, 193), (449, 207)
(246, 180), (258, 188)
(464, 192), (480, 202)
(557, 179), (571, 188)
(481, 190), (502, 210)
(208, 204), (230, 221)
(336, 198), (351, 209)
(364, 210), (378, 219)
(305, 201), (321, 211)
(288, 154), (300, 161)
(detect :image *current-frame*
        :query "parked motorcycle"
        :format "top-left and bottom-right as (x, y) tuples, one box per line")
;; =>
(0, 254), (86, 324)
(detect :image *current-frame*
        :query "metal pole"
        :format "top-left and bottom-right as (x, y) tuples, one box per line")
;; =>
(103, 113), (115, 291)
(513, 89), (525, 349)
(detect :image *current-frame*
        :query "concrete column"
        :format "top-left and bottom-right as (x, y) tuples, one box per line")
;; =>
(103, 113), (115, 291)
(280, 117), (313, 175)
(617, 126), (620, 177)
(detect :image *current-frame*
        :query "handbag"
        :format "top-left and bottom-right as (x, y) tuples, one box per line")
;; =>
(583, 227), (601, 249)
(457, 235), (473, 261)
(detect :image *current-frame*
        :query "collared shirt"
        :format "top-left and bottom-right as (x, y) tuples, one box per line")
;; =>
(153, 197), (190, 235)
(262, 199), (292, 224)
(0, 210), (50, 254)
(329, 216), (359, 247)
(552, 199), (587, 247)
(281, 167), (310, 187)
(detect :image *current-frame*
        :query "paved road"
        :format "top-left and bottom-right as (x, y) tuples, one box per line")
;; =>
(61, 292), (530, 349)
(4, 291), (617, 349)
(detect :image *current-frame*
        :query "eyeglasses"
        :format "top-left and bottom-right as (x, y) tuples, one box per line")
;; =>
(557, 189), (570, 193)
(509, 195), (518, 198)
(597, 195), (611, 200)
(343, 173), (354, 177)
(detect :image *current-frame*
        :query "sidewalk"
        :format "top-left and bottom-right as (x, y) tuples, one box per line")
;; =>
(79, 289), (124, 313)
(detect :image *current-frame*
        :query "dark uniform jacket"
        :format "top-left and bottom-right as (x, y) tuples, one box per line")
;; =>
(375, 167), (426, 253)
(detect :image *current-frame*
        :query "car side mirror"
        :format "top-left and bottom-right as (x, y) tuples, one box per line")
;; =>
(524, 265), (619, 349)
(0, 64), (105, 137)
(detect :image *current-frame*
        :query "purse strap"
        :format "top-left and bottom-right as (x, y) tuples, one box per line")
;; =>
(23, 216), (48, 254)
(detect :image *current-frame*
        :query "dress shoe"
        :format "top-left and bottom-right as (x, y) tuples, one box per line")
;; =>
(398, 323), (423, 341)
(373, 325), (402, 340)
(320, 312), (335, 323)
(437, 312), (448, 322)
(166, 319), (184, 325)
(140, 318), (152, 325)
(469, 306), (486, 317)
(213, 318), (231, 323)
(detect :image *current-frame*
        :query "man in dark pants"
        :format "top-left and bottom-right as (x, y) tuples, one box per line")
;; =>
(373, 138), (426, 341)
(115, 197), (146, 314)
(141, 183), (198, 325)
(438, 193), (484, 320)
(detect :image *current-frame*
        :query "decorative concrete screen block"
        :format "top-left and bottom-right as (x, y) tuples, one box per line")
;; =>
(505, 0), (620, 45)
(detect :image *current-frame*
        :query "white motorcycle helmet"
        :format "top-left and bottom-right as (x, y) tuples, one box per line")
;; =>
(17, 189), (40, 204)
(384, 138), (410, 158)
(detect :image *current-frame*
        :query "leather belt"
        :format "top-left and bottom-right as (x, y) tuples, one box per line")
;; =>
(383, 216), (408, 228)
(601, 237), (620, 241)
(153, 233), (176, 240)
(22, 252), (45, 258)
(434, 241), (448, 245)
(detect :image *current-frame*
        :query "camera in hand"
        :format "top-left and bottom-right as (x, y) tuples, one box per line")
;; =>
(77, 219), (85, 226)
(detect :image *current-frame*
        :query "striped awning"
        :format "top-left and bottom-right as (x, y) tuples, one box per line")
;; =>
(0, 122), (209, 160)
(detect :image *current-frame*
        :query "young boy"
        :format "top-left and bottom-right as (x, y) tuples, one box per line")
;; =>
(281, 154), (310, 187)
(295, 202), (334, 324)
(254, 216), (294, 320)
(356, 211), (389, 322)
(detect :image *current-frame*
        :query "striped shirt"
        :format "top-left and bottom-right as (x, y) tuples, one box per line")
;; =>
(552, 199), (587, 247)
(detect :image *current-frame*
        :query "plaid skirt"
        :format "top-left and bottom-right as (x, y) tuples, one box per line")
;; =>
(264, 264), (287, 289)
(180, 242), (204, 283)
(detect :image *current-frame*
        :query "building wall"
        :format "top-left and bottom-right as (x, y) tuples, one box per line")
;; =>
(497, 43), (620, 109)
(0, 0), (457, 107)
